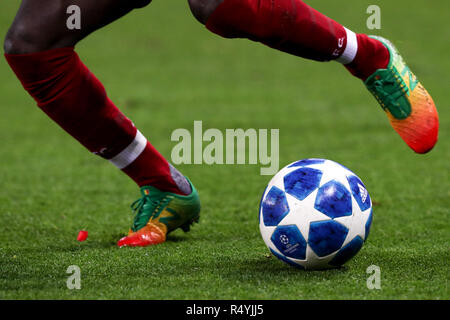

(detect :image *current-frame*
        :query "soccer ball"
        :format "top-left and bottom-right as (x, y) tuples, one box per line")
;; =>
(259, 159), (373, 270)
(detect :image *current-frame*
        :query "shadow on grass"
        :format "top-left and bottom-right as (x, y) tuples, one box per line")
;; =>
(213, 254), (350, 282)
(8, 231), (197, 253)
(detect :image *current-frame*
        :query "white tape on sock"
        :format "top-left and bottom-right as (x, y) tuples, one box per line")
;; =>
(109, 130), (147, 169)
(336, 28), (358, 65)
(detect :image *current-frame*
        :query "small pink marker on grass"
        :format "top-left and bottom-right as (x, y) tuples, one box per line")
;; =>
(77, 230), (88, 242)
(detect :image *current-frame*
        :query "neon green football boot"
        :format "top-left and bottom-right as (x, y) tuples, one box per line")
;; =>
(117, 177), (200, 247)
(365, 36), (439, 153)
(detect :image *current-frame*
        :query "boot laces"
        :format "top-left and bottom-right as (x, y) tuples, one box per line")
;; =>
(371, 71), (408, 108)
(130, 194), (171, 231)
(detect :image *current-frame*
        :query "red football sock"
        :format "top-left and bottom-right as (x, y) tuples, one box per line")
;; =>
(345, 34), (390, 81)
(206, 0), (389, 80)
(5, 47), (185, 194)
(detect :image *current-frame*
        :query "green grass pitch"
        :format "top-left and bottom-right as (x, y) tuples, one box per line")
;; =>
(0, 0), (448, 299)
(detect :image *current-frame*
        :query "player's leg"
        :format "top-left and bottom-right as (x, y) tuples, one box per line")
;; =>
(4, 0), (200, 247)
(188, 0), (439, 154)
(4, 0), (152, 54)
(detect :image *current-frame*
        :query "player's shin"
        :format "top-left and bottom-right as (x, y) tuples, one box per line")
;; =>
(4, 47), (186, 195)
(205, 0), (389, 79)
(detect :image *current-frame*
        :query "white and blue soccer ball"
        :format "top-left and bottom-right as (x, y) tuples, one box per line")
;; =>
(259, 159), (373, 270)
